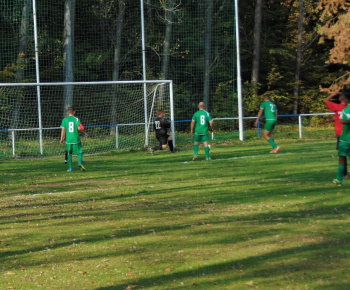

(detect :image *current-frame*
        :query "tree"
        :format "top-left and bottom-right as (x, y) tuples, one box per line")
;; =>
(251, 0), (263, 86)
(111, 0), (125, 134)
(10, 0), (31, 131)
(161, 0), (174, 80)
(63, 0), (76, 115)
(293, 0), (304, 114)
(203, 0), (213, 110)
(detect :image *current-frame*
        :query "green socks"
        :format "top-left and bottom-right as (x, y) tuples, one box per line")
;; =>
(68, 154), (73, 169)
(268, 139), (277, 149)
(78, 154), (83, 166)
(337, 165), (345, 183)
(205, 146), (210, 159)
(193, 144), (199, 156)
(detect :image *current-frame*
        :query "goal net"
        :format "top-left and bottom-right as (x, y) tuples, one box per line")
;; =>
(0, 80), (174, 159)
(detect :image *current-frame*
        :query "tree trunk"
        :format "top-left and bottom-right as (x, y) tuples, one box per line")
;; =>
(110, 0), (125, 134)
(251, 0), (262, 86)
(203, 0), (213, 110)
(293, 0), (303, 115)
(63, 0), (76, 115)
(11, 0), (31, 131)
(161, 0), (174, 80)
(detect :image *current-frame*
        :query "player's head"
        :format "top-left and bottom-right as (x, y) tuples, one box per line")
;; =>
(198, 102), (206, 109)
(67, 107), (75, 115)
(341, 92), (350, 104)
(263, 94), (270, 101)
(157, 110), (164, 117)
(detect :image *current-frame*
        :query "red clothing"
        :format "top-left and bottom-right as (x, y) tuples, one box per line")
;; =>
(326, 101), (346, 136)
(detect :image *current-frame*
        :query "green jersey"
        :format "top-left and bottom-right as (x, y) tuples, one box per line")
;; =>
(340, 104), (350, 143)
(61, 116), (81, 144)
(192, 110), (212, 135)
(260, 100), (277, 121)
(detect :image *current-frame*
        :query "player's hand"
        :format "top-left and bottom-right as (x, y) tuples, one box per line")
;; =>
(60, 139), (64, 144)
(254, 121), (258, 128)
(191, 131), (194, 136)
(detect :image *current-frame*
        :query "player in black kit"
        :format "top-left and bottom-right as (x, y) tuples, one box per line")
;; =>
(150, 110), (175, 154)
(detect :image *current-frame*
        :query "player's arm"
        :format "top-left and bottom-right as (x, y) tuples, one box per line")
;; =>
(254, 108), (264, 127)
(209, 120), (214, 133)
(190, 120), (195, 135)
(323, 89), (341, 105)
(275, 111), (278, 121)
(60, 128), (66, 144)
(339, 118), (350, 124)
(78, 123), (88, 137)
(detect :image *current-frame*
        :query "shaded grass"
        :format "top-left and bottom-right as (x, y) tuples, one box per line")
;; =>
(0, 138), (349, 289)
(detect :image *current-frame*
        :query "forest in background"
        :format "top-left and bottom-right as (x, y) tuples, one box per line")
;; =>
(1, 0), (350, 124)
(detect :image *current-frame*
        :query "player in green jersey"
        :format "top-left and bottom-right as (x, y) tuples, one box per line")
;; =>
(60, 107), (86, 172)
(333, 93), (350, 186)
(254, 94), (280, 153)
(191, 102), (214, 161)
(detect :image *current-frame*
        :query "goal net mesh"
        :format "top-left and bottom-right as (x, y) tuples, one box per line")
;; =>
(0, 82), (172, 158)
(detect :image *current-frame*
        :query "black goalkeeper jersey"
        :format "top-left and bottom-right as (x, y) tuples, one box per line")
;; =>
(153, 117), (170, 136)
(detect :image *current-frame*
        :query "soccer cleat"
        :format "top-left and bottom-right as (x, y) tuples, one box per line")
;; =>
(79, 165), (86, 171)
(67, 168), (72, 173)
(206, 157), (211, 161)
(270, 147), (281, 154)
(193, 155), (198, 161)
(332, 179), (342, 186)
(343, 175), (349, 179)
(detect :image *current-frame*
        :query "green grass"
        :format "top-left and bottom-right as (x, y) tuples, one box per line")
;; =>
(1, 137), (349, 289)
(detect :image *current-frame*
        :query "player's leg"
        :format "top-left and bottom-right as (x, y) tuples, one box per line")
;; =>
(336, 136), (347, 177)
(193, 134), (200, 160)
(167, 135), (175, 152)
(151, 136), (163, 152)
(75, 143), (86, 171)
(264, 121), (279, 153)
(203, 133), (210, 160)
(66, 144), (73, 172)
(334, 142), (349, 185)
(64, 150), (68, 164)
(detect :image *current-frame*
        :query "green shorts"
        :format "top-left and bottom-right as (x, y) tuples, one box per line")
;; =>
(194, 133), (210, 143)
(66, 142), (83, 155)
(264, 120), (276, 132)
(338, 141), (350, 157)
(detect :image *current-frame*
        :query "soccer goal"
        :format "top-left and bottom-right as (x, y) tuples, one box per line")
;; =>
(0, 80), (175, 158)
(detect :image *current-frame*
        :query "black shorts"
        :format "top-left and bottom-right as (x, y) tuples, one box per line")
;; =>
(157, 134), (169, 145)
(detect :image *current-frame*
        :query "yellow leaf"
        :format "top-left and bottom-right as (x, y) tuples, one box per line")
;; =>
(5, 272), (15, 275)
(165, 267), (171, 272)
(246, 281), (254, 286)
(126, 272), (134, 276)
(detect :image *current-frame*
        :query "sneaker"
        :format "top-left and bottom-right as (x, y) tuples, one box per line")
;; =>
(79, 165), (86, 171)
(67, 168), (72, 173)
(64, 160), (67, 164)
(193, 155), (198, 161)
(206, 157), (211, 161)
(332, 179), (342, 186)
(343, 175), (349, 179)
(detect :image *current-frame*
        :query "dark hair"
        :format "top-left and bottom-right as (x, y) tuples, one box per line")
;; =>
(67, 107), (75, 113)
(341, 92), (350, 102)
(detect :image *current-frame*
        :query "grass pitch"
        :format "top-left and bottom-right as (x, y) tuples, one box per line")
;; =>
(1, 138), (349, 289)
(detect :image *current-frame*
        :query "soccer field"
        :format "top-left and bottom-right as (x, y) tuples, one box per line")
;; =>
(1, 139), (349, 289)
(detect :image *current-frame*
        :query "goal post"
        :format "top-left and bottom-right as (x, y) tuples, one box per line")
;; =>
(0, 80), (175, 159)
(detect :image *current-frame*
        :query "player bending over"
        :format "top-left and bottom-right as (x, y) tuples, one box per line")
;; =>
(324, 89), (348, 178)
(254, 94), (280, 153)
(333, 93), (350, 186)
(150, 110), (175, 154)
(60, 107), (86, 172)
(191, 102), (214, 161)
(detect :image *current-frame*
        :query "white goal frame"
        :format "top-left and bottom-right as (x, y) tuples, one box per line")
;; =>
(0, 80), (175, 157)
